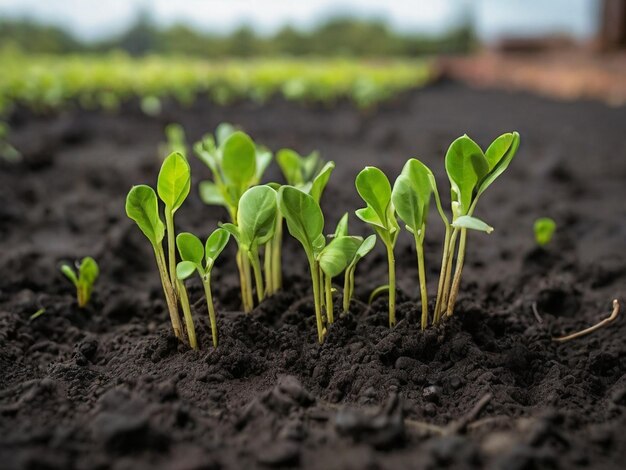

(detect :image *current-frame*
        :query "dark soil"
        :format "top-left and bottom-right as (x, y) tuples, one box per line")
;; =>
(1, 83), (625, 470)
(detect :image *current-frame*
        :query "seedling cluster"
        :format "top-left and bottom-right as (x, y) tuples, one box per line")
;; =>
(60, 257), (99, 308)
(126, 124), (520, 348)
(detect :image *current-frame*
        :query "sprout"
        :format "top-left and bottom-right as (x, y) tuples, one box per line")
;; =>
(221, 185), (278, 310)
(534, 217), (556, 247)
(159, 123), (187, 159)
(343, 234), (376, 314)
(278, 186), (327, 342)
(392, 159), (435, 330)
(176, 229), (230, 347)
(195, 127), (273, 311)
(437, 132), (520, 319)
(126, 184), (183, 340)
(60, 256), (99, 308)
(276, 148), (323, 187)
(355, 167), (399, 327)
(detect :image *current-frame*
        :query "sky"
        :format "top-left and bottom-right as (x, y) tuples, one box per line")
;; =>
(0, 0), (600, 42)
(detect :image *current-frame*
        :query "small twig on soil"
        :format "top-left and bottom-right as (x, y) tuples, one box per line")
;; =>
(444, 393), (492, 435)
(552, 299), (620, 343)
(531, 301), (543, 324)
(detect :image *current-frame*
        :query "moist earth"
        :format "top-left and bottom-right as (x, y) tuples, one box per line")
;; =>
(0, 83), (625, 469)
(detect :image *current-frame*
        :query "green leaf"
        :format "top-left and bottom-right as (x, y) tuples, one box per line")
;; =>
(199, 181), (226, 206)
(205, 228), (230, 264)
(318, 236), (362, 278)
(534, 217), (556, 247)
(355, 206), (384, 229)
(126, 185), (165, 246)
(451, 215), (494, 233)
(476, 132), (520, 198)
(237, 186), (277, 248)
(60, 264), (78, 287)
(309, 161), (335, 203)
(355, 166), (392, 226)
(221, 131), (256, 189)
(301, 151), (322, 182)
(278, 186), (324, 258)
(219, 223), (240, 242)
(444, 135), (489, 215)
(157, 152), (191, 212)
(176, 261), (197, 280)
(333, 213), (349, 238)
(176, 232), (204, 264)
(78, 257), (99, 286)
(255, 147), (273, 183)
(277, 149), (303, 186)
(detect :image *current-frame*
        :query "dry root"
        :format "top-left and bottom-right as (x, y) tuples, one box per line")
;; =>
(552, 299), (620, 343)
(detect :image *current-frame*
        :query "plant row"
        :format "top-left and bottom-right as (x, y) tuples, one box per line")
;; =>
(126, 124), (520, 348)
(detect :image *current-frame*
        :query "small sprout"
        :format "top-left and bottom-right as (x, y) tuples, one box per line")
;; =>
(221, 185), (277, 311)
(318, 234), (362, 324)
(343, 234), (376, 313)
(534, 217), (556, 246)
(159, 123), (187, 159)
(277, 149), (323, 187)
(279, 186), (326, 342)
(438, 132), (520, 318)
(60, 257), (99, 308)
(392, 158), (434, 330)
(126, 184), (183, 340)
(29, 308), (46, 321)
(176, 228), (230, 347)
(355, 166), (399, 327)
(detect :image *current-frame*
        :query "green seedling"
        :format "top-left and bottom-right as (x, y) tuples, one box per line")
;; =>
(438, 132), (520, 319)
(29, 308), (46, 321)
(534, 217), (556, 247)
(392, 159), (435, 330)
(318, 217), (362, 323)
(60, 256), (99, 308)
(221, 185), (277, 311)
(176, 228), (230, 347)
(126, 185), (183, 340)
(195, 127), (273, 310)
(159, 123), (187, 159)
(355, 167), (399, 327)
(279, 186), (327, 342)
(343, 234), (376, 313)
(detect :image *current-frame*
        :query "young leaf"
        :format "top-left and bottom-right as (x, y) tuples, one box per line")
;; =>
(277, 149), (303, 186)
(534, 217), (556, 246)
(278, 186), (324, 257)
(309, 161), (335, 203)
(351, 234), (377, 266)
(444, 136), (489, 214)
(205, 228), (230, 265)
(333, 213), (349, 238)
(60, 264), (78, 287)
(237, 186), (277, 248)
(157, 152), (191, 212)
(199, 181), (226, 206)
(216, 122), (236, 146)
(255, 147), (273, 183)
(126, 185), (165, 245)
(176, 232), (204, 265)
(476, 132), (521, 198)
(221, 131), (256, 189)
(319, 236), (362, 278)
(78, 257), (99, 286)
(355, 166), (392, 225)
(451, 215), (494, 233)
(176, 261), (197, 280)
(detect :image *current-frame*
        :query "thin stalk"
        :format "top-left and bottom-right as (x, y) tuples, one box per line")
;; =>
(415, 234), (428, 330)
(439, 227), (459, 319)
(154, 245), (182, 339)
(177, 279), (197, 349)
(319, 264), (326, 312)
(202, 276), (218, 348)
(446, 228), (467, 317)
(271, 213), (283, 292)
(433, 224), (451, 325)
(249, 249), (265, 304)
(242, 251), (254, 311)
(325, 274), (334, 324)
(309, 258), (324, 343)
(264, 242), (273, 296)
(343, 265), (353, 313)
(164, 211), (178, 295)
(385, 240), (396, 328)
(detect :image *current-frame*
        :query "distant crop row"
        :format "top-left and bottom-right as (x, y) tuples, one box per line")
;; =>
(0, 51), (432, 116)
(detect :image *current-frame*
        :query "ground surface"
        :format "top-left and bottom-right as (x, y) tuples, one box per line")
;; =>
(1, 83), (625, 470)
